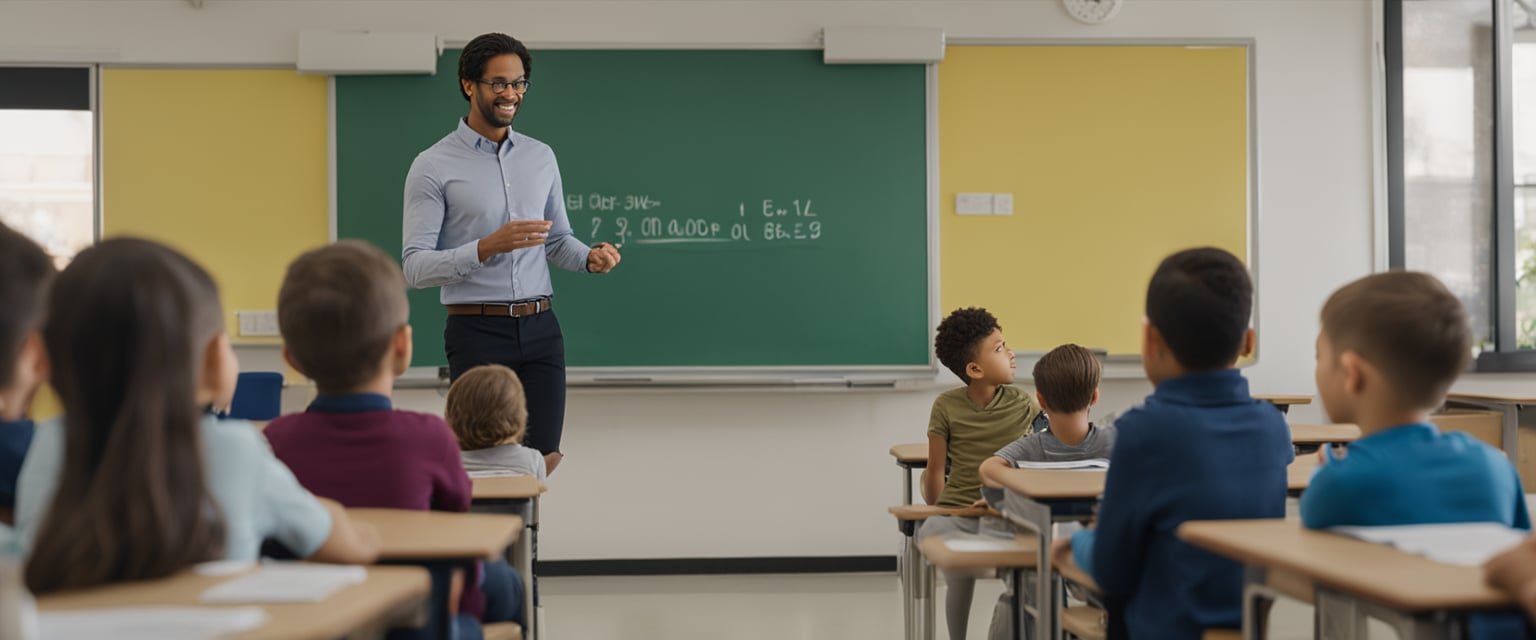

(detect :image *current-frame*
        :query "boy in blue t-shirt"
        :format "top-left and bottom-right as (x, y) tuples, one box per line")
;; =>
(1301, 271), (1528, 530)
(0, 224), (54, 525)
(1303, 271), (1528, 637)
(1054, 248), (1293, 639)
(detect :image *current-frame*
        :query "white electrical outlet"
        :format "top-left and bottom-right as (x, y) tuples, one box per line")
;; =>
(955, 192), (994, 215)
(993, 193), (1014, 215)
(237, 310), (280, 337)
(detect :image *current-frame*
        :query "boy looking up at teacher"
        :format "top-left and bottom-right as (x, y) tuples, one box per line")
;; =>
(922, 308), (1043, 509)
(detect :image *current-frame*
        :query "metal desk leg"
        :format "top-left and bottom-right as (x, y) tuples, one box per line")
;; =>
(902, 463), (915, 506)
(522, 496), (540, 640)
(1010, 568), (1024, 640)
(902, 530), (916, 640)
(1242, 566), (1272, 640)
(1502, 404), (1520, 466)
(913, 535), (936, 640)
(1315, 589), (1366, 640)
(1002, 498), (1056, 640)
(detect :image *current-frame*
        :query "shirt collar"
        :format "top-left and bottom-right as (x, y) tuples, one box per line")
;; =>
(1151, 368), (1253, 406)
(308, 393), (393, 414)
(453, 118), (514, 155)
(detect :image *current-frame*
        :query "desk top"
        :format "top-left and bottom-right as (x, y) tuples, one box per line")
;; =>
(997, 458), (1318, 500)
(1254, 394), (1313, 406)
(347, 509), (521, 561)
(918, 534), (1039, 570)
(37, 565), (430, 640)
(888, 504), (995, 521)
(890, 443), (928, 465)
(1446, 392), (1536, 406)
(471, 475), (547, 501)
(1178, 519), (1510, 612)
(1288, 423), (1360, 445)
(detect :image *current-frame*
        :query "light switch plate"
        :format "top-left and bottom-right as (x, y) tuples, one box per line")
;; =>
(956, 192), (994, 215)
(993, 193), (1014, 215)
(237, 310), (280, 337)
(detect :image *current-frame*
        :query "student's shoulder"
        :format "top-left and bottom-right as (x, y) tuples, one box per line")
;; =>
(390, 409), (460, 441)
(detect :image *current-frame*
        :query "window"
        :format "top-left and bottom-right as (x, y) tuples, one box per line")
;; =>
(1390, 0), (1536, 369)
(0, 67), (95, 266)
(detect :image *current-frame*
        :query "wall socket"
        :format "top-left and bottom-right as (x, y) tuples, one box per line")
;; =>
(237, 310), (280, 337)
(955, 192), (995, 215)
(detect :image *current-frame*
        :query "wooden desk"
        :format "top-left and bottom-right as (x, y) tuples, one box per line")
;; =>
(347, 509), (520, 561)
(888, 503), (993, 640)
(1178, 518), (1512, 640)
(38, 566), (430, 640)
(890, 442), (929, 510)
(1288, 423), (1360, 446)
(919, 533), (1039, 640)
(1444, 392), (1533, 465)
(1254, 394), (1312, 414)
(471, 475), (546, 502)
(347, 508), (522, 639)
(470, 475), (546, 640)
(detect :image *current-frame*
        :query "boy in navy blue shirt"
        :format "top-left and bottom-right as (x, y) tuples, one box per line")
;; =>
(0, 224), (54, 525)
(1054, 247), (1293, 639)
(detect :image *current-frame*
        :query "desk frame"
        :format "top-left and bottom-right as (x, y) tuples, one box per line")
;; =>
(472, 494), (542, 640)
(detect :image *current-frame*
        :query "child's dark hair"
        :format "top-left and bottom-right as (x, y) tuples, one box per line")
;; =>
(278, 240), (409, 394)
(28, 238), (226, 593)
(936, 307), (1001, 382)
(445, 364), (529, 451)
(1145, 247), (1254, 371)
(0, 223), (54, 388)
(1032, 344), (1101, 413)
(1321, 271), (1471, 409)
(458, 33), (533, 101)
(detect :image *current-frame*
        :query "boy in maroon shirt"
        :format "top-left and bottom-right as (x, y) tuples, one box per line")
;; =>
(264, 240), (522, 634)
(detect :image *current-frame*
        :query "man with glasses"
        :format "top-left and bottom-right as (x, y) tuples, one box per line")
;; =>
(403, 32), (620, 476)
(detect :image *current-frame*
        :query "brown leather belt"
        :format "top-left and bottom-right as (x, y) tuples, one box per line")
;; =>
(445, 298), (552, 318)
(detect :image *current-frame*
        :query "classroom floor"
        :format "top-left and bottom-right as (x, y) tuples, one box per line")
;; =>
(538, 572), (1370, 640)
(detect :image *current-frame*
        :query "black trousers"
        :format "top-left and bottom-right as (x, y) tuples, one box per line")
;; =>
(445, 311), (567, 455)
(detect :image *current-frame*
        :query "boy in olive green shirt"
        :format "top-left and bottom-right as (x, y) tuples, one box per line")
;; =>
(922, 307), (1042, 507)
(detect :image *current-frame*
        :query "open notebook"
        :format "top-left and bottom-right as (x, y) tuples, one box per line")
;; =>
(201, 563), (367, 604)
(1013, 459), (1109, 471)
(1331, 522), (1527, 567)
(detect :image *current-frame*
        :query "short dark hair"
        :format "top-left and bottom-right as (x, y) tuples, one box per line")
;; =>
(936, 307), (1000, 382)
(1321, 271), (1470, 409)
(1146, 247), (1254, 372)
(458, 33), (533, 101)
(278, 240), (409, 393)
(0, 223), (54, 389)
(446, 365), (528, 451)
(1033, 344), (1100, 413)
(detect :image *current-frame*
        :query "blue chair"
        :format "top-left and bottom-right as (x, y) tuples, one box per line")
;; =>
(228, 371), (283, 421)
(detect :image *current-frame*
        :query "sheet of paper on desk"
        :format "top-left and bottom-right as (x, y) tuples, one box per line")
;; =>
(201, 563), (367, 603)
(40, 606), (268, 639)
(468, 470), (532, 478)
(1013, 459), (1109, 470)
(945, 537), (1024, 553)
(1332, 522), (1527, 566)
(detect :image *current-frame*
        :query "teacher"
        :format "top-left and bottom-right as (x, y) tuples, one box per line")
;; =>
(402, 33), (620, 475)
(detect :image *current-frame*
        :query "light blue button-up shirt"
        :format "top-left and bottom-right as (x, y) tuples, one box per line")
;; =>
(402, 119), (589, 304)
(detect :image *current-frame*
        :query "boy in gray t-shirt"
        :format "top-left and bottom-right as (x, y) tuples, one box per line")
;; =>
(446, 365), (548, 482)
(917, 344), (1117, 640)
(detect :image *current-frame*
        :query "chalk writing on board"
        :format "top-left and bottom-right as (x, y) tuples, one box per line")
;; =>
(583, 196), (822, 247)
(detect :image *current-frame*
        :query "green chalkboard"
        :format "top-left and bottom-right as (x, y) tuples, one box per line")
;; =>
(337, 50), (928, 368)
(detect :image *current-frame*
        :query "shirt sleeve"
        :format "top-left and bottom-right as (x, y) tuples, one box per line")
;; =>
(533, 449), (548, 483)
(541, 155), (592, 274)
(993, 434), (1036, 465)
(251, 431), (334, 558)
(927, 396), (950, 440)
(432, 421), (473, 513)
(1297, 449), (1364, 530)
(402, 156), (485, 288)
(1086, 411), (1155, 596)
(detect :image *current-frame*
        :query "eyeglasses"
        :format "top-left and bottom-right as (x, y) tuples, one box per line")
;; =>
(476, 78), (531, 94)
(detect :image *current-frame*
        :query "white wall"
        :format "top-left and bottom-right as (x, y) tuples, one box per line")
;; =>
(10, 0), (1377, 560)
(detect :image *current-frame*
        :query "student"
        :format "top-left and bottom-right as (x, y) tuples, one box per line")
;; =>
(1054, 247), (1293, 640)
(446, 364), (547, 481)
(1300, 271), (1528, 529)
(262, 240), (523, 631)
(923, 307), (1042, 509)
(919, 343), (1116, 640)
(0, 224), (53, 526)
(15, 238), (380, 594)
(1302, 272), (1528, 637)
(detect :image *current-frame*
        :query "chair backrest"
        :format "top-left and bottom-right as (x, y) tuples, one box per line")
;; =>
(228, 371), (284, 421)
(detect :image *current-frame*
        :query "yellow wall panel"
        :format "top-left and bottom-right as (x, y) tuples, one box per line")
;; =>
(101, 69), (329, 344)
(939, 46), (1249, 356)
